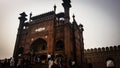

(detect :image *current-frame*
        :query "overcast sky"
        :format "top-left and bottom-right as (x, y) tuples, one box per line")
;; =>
(0, 0), (120, 59)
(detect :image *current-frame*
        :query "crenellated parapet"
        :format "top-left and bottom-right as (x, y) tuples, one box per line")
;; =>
(84, 45), (120, 53)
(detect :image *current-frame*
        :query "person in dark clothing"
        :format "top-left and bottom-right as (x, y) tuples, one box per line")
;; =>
(0, 61), (1, 68)
(51, 63), (59, 68)
(4, 58), (7, 68)
(56, 57), (61, 68)
(61, 58), (68, 68)
(14, 58), (18, 67)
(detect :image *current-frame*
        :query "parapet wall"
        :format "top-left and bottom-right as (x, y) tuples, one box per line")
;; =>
(84, 45), (120, 53)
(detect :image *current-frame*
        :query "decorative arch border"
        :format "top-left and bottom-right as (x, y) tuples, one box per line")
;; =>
(30, 37), (47, 46)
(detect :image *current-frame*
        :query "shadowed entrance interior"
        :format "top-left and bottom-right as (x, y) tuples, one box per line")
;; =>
(31, 38), (47, 55)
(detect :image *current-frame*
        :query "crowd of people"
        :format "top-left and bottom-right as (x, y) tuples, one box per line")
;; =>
(0, 57), (32, 68)
(0, 55), (76, 68)
(0, 57), (15, 68)
(48, 54), (76, 68)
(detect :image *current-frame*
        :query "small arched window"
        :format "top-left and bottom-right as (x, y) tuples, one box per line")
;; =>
(55, 40), (64, 51)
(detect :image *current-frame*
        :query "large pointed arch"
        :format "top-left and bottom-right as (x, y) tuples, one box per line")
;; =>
(31, 38), (47, 54)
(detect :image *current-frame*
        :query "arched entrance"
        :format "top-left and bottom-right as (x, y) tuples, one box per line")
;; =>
(31, 38), (47, 55)
(55, 40), (65, 60)
(31, 38), (47, 63)
(106, 58), (115, 68)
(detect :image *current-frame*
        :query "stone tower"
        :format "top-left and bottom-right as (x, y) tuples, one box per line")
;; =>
(13, 0), (84, 67)
(13, 12), (27, 58)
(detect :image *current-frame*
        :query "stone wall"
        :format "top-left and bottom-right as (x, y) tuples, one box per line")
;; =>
(84, 45), (120, 68)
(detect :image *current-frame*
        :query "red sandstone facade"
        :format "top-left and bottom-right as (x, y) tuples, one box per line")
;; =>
(84, 45), (120, 68)
(13, 0), (120, 68)
(13, 0), (84, 67)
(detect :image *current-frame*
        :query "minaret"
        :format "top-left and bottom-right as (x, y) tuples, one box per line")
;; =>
(62, 0), (71, 23)
(54, 5), (56, 13)
(62, 0), (72, 58)
(13, 12), (27, 58)
(29, 12), (32, 22)
(18, 12), (27, 32)
(72, 14), (77, 60)
(53, 5), (56, 55)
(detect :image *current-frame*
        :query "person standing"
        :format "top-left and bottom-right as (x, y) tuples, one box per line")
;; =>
(61, 59), (68, 68)
(48, 58), (53, 68)
(10, 57), (14, 67)
(56, 57), (61, 68)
